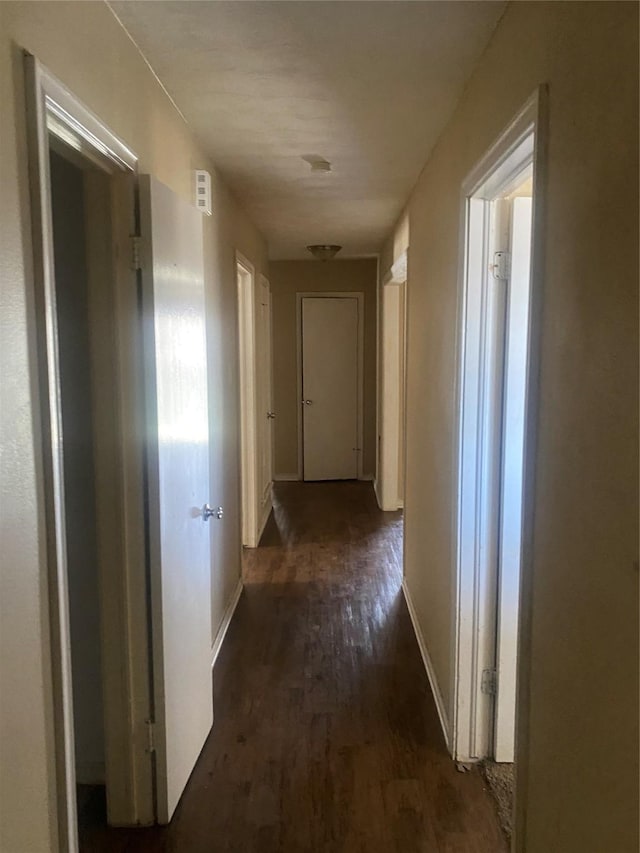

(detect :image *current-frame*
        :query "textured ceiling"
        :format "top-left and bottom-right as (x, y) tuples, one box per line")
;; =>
(110, 1), (505, 259)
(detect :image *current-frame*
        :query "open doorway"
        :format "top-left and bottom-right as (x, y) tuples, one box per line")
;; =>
(28, 56), (220, 846)
(453, 92), (544, 837)
(25, 56), (155, 849)
(48, 144), (107, 829)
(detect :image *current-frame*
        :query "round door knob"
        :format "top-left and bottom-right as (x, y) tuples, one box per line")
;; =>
(267, 411), (276, 419)
(303, 399), (313, 405)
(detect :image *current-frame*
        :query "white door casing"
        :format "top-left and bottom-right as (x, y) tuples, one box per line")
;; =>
(453, 90), (543, 765)
(378, 251), (407, 510)
(24, 55), (154, 849)
(494, 196), (533, 762)
(300, 296), (360, 481)
(139, 175), (213, 823)
(236, 255), (259, 548)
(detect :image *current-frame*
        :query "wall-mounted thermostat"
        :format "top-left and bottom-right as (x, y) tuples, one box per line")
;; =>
(194, 169), (212, 216)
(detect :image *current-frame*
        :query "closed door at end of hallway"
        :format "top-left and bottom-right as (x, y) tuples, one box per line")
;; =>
(301, 296), (359, 480)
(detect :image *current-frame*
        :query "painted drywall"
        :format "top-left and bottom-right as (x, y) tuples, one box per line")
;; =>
(0, 2), (267, 850)
(109, 1), (506, 260)
(270, 259), (377, 479)
(49, 150), (105, 785)
(393, 2), (638, 852)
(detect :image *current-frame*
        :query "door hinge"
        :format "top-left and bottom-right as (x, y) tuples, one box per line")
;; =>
(130, 234), (142, 271)
(492, 251), (511, 281)
(145, 718), (156, 754)
(481, 668), (497, 696)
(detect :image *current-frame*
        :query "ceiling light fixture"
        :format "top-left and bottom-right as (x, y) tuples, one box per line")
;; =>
(306, 244), (342, 261)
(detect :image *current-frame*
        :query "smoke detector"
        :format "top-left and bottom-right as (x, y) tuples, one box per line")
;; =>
(302, 155), (332, 174)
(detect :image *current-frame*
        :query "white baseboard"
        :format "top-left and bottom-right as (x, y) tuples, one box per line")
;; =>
(402, 579), (451, 751)
(211, 579), (243, 669)
(273, 473), (299, 482)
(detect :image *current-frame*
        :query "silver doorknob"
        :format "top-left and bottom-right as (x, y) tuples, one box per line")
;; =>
(203, 504), (224, 521)
(267, 411), (276, 419)
(302, 399), (313, 405)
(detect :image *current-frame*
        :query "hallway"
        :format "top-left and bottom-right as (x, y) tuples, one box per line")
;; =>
(80, 482), (506, 852)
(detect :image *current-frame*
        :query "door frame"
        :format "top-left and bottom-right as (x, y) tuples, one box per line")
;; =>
(24, 54), (153, 850)
(296, 292), (365, 481)
(138, 175), (213, 824)
(236, 252), (259, 547)
(451, 88), (548, 773)
(378, 252), (407, 510)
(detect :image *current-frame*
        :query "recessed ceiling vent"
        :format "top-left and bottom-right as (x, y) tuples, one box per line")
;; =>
(306, 244), (342, 261)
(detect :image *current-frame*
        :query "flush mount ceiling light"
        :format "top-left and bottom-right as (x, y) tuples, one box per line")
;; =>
(306, 244), (342, 261)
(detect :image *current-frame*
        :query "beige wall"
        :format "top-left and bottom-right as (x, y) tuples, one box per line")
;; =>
(394, 2), (638, 852)
(270, 259), (378, 479)
(0, 2), (267, 850)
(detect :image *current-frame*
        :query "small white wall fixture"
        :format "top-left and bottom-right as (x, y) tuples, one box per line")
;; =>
(236, 253), (259, 547)
(452, 89), (546, 769)
(378, 250), (407, 511)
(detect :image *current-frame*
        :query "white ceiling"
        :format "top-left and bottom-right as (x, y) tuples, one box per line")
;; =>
(110, 1), (505, 259)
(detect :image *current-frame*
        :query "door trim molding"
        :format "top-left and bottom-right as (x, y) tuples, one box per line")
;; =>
(296, 292), (365, 481)
(236, 252), (259, 547)
(23, 53), (149, 850)
(451, 86), (547, 786)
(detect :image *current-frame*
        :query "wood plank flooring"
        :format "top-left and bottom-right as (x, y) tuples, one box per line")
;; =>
(80, 481), (507, 852)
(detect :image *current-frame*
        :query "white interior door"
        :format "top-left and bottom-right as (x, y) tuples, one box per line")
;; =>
(494, 196), (533, 762)
(139, 175), (213, 823)
(258, 277), (273, 524)
(302, 297), (359, 481)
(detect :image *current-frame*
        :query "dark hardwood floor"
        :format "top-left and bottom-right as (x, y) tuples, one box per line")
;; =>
(80, 481), (507, 852)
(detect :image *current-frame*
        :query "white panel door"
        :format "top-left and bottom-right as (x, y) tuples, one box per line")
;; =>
(139, 175), (213, 823)
(302, 297), (359, 480)
(494, 196), (533, 762)
(258, 278), (273, 515)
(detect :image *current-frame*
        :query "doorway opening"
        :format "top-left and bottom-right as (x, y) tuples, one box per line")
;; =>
(25, 56), (157, 850)
(453, 92), (545, 837)
(48, 144), (107, 832)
